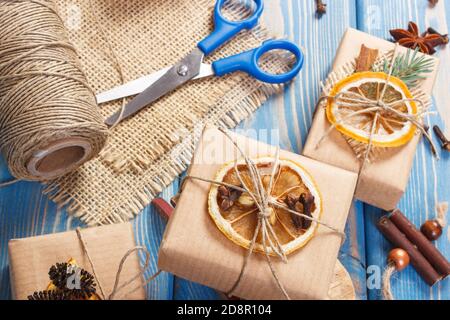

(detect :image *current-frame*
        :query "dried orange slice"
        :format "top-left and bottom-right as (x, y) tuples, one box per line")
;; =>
(326, 72), (418, 148)
(208, 157), (322, 256)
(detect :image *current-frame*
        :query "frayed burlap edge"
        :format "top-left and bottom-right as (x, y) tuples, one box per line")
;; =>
(44, 76), (286, 225)
(91, 2), (275, 175)
(37, 0), (292, 225)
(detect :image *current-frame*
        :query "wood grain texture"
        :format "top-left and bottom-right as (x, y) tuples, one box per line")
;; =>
(173, 0), (365, 300)
(357, 0), (450, 300)
(1, 0), (448, 300)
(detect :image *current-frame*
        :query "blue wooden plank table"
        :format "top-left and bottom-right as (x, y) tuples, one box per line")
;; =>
(0, 0), (449, 300)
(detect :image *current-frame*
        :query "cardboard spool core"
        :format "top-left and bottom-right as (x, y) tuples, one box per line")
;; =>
(27, 138), (93, 180)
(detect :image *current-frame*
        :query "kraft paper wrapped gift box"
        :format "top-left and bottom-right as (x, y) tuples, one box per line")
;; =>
(8, 222), (145, 300)
(303, 28), (440, 211)
(158, 127), (358, 300)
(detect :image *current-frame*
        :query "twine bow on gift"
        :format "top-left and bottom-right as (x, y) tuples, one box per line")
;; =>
(315, 44), (439, 171)
(75, 228), (162, 300)
(187, 127), (346, 300)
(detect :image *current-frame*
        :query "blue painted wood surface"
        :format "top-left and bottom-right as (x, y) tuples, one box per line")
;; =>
(0, 0), (449, 300)
(358, 0), (450, 300)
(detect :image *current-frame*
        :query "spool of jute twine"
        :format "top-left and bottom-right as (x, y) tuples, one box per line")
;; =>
(0, 0), (108, 181)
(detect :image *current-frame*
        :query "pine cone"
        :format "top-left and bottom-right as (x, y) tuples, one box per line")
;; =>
(48, 262), (97, 299)
(28, 290), (71, 301)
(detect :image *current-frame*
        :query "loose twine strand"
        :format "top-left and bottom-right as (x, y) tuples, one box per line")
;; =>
(87, 0), (127, 129)
(0, 0), (108, 185)
(187, 127), (346, 300)
(436, 202), (448, 228)
(315, 44), (439, 176)
(0, 179), (20, 188)
(75, 228), (161, 300)
(382, 263), (396, 300)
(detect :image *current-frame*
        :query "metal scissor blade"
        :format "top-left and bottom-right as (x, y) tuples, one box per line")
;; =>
(106, 48), (204, 126)
(96, 67), (171, 104)
(97, 64), (214, 105)
(195, 63), (215, 79)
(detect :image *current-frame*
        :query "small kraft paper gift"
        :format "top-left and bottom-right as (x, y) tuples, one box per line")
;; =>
(8, 223), (149, 300)
(303, 28), (440, 211)
(158, 126), (358, 300)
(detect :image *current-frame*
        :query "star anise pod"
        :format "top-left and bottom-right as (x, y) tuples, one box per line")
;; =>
(390, 21), (447, 55)
(285, 194), (303, 229)
(218, 185), (242, 211)
(284, 192), (315, 230)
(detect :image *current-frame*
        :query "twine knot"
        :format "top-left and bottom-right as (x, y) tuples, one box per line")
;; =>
(316, 44), (439, 162)
(262, 208), (273, 218)
(376, 100), (389, 111)
(187, 127), (346, 301)
(75, 228), (161, 300)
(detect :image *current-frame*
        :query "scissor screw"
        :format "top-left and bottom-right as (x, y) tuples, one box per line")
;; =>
(177, 65), (189, 76)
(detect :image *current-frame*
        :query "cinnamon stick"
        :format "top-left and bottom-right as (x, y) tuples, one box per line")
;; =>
(152, 198), (174, 220)
(389, 209), (450, 278)
(377, 216), (442, 286)
(355, 44), (379, 72)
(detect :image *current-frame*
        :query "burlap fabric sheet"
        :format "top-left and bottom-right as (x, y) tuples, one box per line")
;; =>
(44, 0), (289, 225)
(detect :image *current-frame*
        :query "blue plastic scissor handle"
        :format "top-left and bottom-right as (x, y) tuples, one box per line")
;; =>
(198, 0), (264, 55)
(212, 39), (304, 84)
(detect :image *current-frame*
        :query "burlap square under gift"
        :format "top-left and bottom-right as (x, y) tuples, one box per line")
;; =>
(44, 0), (290, 224)
(303, 28), (439, 211)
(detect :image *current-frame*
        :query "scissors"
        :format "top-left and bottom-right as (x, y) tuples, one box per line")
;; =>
(98, 0), (304, 126)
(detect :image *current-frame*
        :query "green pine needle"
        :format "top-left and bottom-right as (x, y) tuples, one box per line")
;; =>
(376, 48), (435, 88)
